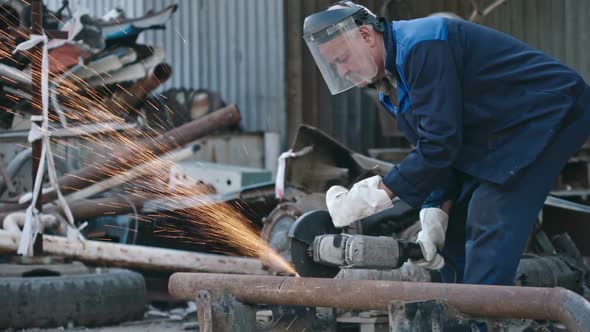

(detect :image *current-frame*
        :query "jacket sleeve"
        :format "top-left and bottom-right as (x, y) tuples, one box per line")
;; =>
(383, 40), (463, 208)
(421, 170), (460, 208)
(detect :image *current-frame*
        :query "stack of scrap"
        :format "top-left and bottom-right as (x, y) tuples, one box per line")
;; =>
(0, 2), (259, 265)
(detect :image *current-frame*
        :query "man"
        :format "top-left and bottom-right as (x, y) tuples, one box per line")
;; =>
(303, 1), (590, 286)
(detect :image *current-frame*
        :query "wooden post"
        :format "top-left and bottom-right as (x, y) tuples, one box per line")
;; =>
(30, 0), (44, 255)
(26, 1), (68, 255)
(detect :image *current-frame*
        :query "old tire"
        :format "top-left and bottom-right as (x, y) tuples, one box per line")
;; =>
(0, 268), (146, 329)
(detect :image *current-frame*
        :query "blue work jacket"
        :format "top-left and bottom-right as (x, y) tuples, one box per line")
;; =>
(380, 17), (587, 208)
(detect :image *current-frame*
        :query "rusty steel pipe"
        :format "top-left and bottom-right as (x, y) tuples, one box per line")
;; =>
(47, 104), (240, 201)
(104, 63), (172, 114)
(168, 273), (590, 332)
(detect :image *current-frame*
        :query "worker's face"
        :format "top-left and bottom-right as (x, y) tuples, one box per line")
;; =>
(318, 29), (377, 87)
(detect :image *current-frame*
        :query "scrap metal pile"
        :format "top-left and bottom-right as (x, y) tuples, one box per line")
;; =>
(0, 2), (249, 248)
(0, 1), (589, 331)
(0, 2), (275, 329)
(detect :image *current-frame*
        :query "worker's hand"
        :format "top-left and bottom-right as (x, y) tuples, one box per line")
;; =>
(326, 175), (393, 228)
(411, 207), (448, 270)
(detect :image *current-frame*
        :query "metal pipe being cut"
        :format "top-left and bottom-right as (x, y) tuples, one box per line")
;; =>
(168, 273), (590, 332)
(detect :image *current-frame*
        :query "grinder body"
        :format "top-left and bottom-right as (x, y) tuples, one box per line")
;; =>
(312, 234), (422, 270)
(288, 210), (423, 278)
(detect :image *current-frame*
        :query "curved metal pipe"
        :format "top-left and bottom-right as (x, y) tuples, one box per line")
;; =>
(0, 149), (31, 196)
(6, 149), (32, 180)
(168, 273), (590, 332)
(2, 212), (59, 234)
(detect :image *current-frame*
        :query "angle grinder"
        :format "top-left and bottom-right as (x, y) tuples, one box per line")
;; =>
(288, 210), (424, 278)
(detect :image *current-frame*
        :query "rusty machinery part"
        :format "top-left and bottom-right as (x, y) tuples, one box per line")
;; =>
(196, 289), (333, 332)
(260, 203), (302, 261)
(286, 124), (394, 193)
(388, 299), (559, 331)
(169, 273), (590, 332)
(516, 255), (587, 294)
(515, 232), (590, 295)
(389, 299), (476, 331)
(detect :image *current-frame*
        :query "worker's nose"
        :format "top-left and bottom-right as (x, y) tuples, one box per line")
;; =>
(336, 63), (349, 78)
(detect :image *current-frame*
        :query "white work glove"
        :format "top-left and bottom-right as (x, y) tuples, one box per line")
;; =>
(326, 175), (393, 228)
(412, 207), (448, 270)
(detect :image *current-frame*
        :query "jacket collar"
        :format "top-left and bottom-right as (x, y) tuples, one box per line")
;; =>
(381, 18), (398, 85)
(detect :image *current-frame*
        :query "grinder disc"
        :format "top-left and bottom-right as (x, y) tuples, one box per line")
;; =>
(288, 210), (340, 278)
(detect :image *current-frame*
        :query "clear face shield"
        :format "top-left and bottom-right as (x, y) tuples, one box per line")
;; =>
(304, 15), (378, 95)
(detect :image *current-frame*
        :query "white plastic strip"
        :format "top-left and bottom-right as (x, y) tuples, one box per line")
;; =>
(14, 34), (83, 255)
(15, 34), (49, 255)
(274, 146), (313, 199)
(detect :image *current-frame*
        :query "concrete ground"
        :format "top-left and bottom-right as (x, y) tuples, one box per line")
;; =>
(10, 303), (199, 332)
(15, 318), (197, 332)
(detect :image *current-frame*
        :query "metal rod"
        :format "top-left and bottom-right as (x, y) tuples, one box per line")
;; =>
(168, 273), (590, 332)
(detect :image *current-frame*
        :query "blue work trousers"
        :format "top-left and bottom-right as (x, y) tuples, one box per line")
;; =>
(441, 88), (590, 285)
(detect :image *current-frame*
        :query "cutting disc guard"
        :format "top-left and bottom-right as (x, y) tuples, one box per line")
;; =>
(288, 210), (341, 278)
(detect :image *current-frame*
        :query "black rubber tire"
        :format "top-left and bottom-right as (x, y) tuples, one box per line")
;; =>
(0, 268), (146, 329)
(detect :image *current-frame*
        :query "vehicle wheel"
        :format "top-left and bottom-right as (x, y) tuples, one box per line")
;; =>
(0, 267), (146, 329)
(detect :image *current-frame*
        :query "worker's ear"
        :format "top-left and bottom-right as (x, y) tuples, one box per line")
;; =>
(358, 26), (375, 47)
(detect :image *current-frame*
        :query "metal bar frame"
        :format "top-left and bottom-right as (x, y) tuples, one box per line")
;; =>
(169, 273), (590, 332)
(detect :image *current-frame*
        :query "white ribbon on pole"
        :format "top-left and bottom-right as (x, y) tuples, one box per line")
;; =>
(14, 34), (82, 255)
(274, 146), (313, 199)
